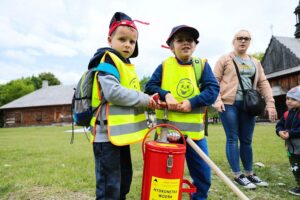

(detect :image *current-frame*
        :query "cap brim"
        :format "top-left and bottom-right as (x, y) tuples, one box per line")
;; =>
(166, 26), (199, 45)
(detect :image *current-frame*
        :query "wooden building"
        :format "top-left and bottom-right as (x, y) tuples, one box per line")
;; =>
(261, 1), (300, 118)
(0, 83), (75, 127)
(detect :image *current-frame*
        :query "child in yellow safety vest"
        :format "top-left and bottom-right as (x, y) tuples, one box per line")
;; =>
(88, 12), (157, 200)
(145, 25), (220, 200)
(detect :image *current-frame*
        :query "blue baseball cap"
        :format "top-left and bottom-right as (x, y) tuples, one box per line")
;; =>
(166, 25), (199, 46)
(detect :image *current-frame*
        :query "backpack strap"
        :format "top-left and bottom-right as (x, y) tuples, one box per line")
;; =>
(192, 57), (206, 86)
(192, 57), (208, 136)
(284, 111), (288, 120)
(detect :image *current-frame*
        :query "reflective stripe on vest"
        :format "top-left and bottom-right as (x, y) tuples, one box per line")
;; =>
(156, 57), (205, 140)
(90, 51), (147, 145)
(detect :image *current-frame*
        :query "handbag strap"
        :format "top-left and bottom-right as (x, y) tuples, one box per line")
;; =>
(232, 59), (246, 95)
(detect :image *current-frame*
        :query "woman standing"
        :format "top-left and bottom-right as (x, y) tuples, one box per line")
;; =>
(213, 29), (277, 189)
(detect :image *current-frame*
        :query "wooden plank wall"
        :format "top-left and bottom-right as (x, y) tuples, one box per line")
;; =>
(3, 105), (71, 127)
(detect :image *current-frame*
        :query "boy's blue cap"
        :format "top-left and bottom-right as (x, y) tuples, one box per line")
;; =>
(287, 86), (300, 102)
(109, 12), (138, 58)
(166, 25), (199, 46)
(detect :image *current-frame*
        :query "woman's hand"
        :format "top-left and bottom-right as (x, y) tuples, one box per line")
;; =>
(213, 100), (225, 112)
(267, 107), (277, 122)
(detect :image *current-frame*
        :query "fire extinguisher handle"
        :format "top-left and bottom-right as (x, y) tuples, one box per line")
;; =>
(142, 124), (186, 160)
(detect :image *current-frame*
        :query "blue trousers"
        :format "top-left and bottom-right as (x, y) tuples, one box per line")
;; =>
(93, 142), (132, 200)
(219, 101), (256, 175)
(186, 138), (211, 200)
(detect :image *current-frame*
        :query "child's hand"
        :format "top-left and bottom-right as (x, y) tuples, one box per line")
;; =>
(148, 95), (157, 109)
(178, 100), (192, 112)
(165, 93), (179, 110)
(279, 131), (289, 140)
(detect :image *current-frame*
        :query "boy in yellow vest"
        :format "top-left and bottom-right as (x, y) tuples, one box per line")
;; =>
(145, 25), (219, 200)
(88, 12), (156, 200)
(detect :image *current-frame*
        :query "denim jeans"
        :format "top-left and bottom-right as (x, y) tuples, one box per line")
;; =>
(93, 142), (132, 200)
(186, 138), (211, 200)
(219, 101), (256, 175)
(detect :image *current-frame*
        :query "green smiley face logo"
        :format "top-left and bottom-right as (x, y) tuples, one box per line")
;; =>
(176, 78), (194, 98)
(129, 77), (138, 89)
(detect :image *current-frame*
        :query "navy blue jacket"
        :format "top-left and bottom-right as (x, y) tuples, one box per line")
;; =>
(276, 108), (300, 154)
(145, 57), (220, 109)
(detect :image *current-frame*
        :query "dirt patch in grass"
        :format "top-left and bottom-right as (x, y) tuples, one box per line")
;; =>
(2, 186), (94, 200)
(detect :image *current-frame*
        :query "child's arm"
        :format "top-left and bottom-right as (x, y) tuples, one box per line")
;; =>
(188, 62), (220, 109)
(276, 116), (285, 134)
(288, 124), (300, 138)
(99, 73), (153, 108)
(145, 64), (170, 101)
(278, 131), (289, 140)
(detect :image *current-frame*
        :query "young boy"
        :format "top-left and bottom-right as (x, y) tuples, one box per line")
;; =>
(87, 12), (156, 200)
(276, 86), (300, 196)
(145, 25), (220, 200)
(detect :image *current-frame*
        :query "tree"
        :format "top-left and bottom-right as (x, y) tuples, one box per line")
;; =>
(139, 76), (150, 92)
(252, 52), (264, 61)
(0, 78), (35, 106)
(0, 72), (61, 107)
(38, 72), (61, 87)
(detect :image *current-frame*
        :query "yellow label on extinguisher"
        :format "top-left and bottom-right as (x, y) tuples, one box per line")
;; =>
(149, 176), (180, 200)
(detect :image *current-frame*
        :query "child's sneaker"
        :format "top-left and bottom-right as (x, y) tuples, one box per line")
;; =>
(234, 174), (256, 189)
(246, 174), (269, 187)
(288, 187), (300, 196)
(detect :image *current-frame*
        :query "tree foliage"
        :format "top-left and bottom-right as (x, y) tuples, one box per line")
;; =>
(0, 72), (61, 107)
(139, 76), (150, 92)
(252, 52), (265, 61)
(38, 72), (61, 86)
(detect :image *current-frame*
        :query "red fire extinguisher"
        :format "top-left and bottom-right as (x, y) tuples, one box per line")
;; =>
(141, 124), (196, 200)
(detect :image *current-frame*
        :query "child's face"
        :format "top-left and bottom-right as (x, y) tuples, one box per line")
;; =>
(286, 97), (300, 109)
(170, 31), (196, 62)
(108, 26), (138, 59)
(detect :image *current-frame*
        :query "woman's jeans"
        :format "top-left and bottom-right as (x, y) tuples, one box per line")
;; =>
(219, 101), (256, 174)
(93, 142), (132, 200)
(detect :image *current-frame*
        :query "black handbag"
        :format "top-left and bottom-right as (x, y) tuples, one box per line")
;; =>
(232, 59), (266, 116)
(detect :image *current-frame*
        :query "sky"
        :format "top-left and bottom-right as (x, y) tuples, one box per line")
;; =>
(0, 0), (298, 85)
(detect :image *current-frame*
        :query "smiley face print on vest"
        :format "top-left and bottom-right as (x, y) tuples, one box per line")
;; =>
(129, 77), (138, 89)
(176, 78), (194, 98)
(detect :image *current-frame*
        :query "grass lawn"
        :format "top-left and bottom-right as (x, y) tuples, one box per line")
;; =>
(0, 124), (299, 200)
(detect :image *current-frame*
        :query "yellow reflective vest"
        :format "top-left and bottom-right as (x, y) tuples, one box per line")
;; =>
(156, 57), (205, 140)
(89, 51), (148, 145)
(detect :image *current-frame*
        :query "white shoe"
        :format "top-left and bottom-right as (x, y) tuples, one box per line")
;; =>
(234, 174), (256, 189)
(246, 174), (269, 187)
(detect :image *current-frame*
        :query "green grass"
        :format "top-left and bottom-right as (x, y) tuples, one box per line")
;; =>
(0, 124), (299, 199)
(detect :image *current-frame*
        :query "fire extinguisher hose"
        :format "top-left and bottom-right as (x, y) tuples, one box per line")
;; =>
(186, 137), (250, 200)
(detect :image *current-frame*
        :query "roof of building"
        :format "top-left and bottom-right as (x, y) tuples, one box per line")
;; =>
(275, 36), (300, 58)
(0, 84), (76, 109)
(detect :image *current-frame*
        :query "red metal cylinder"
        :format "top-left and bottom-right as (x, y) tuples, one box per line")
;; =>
(141, 141), (186, 200)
